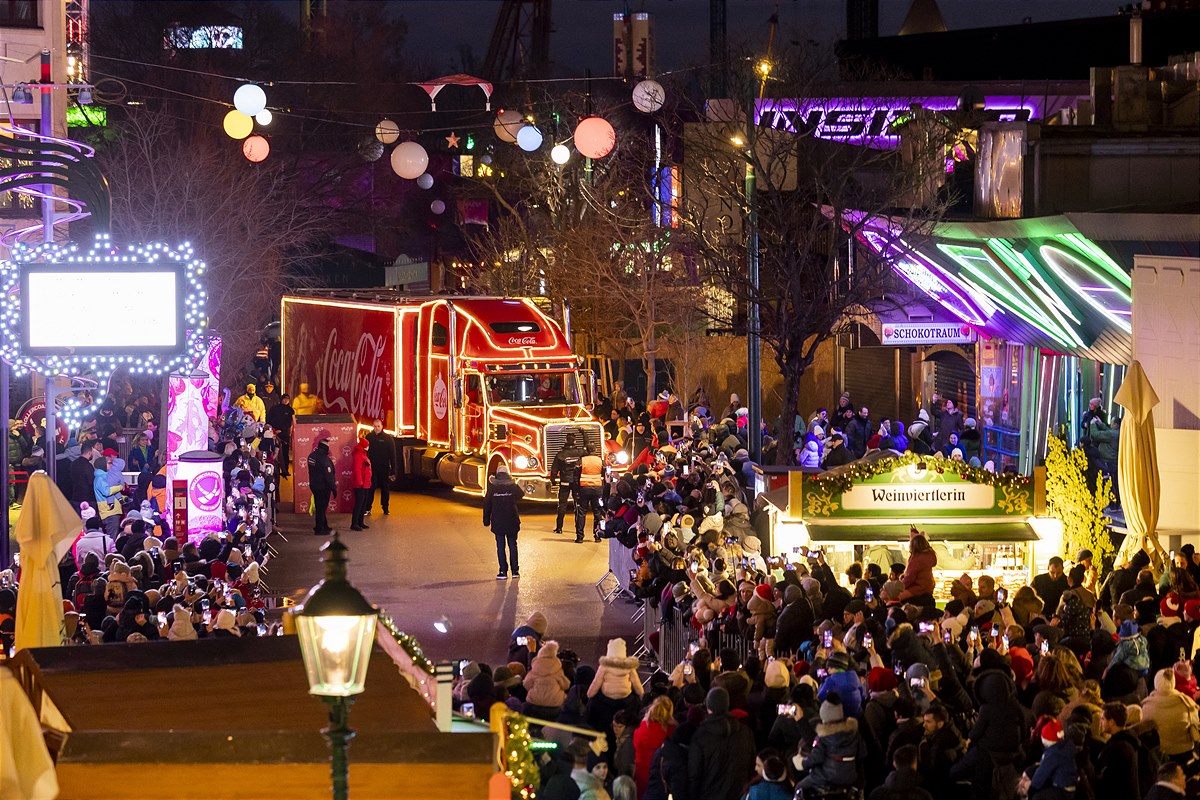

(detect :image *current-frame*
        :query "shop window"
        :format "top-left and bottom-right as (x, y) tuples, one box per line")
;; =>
(0, 0), (38, 26)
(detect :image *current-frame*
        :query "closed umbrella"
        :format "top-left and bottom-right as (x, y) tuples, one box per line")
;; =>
(13, 472), (81, 652)
(1112, 360), (1167, 575)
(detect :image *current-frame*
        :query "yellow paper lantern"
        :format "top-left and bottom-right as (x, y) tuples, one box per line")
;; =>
(223, 109), (254, 140)
(242, 135), (270, 163)
(376, 118), (400, 144)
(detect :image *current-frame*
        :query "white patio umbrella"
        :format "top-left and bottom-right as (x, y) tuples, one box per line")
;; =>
(13, 471), (82, 652)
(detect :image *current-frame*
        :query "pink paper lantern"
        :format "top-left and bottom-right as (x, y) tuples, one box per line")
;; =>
(574, 116), (615, 159)
(242, 135), (270, 163)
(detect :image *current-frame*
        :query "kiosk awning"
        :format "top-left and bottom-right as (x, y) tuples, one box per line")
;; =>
(806, 520), (1038, 543)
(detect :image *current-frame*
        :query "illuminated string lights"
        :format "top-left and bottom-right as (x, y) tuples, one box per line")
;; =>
(0, 234), (210, 426)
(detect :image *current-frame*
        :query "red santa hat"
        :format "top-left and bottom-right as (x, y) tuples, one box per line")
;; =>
(1039, 718), (1063, 749)
(754, 584), (773, 603)
(1161, 592), (1182, 619)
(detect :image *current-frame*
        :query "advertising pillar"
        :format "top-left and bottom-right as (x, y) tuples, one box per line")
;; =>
(174, 450), (226, 543)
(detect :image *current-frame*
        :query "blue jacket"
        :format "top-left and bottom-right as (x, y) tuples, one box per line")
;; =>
(743, 779), (792, 800)
(818, 670), (867, 718)
(93, 466), (121, 511)
(1031, 740), (1078, 792)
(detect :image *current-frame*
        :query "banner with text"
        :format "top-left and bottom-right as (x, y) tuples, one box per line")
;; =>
(881, 322), (977, 346)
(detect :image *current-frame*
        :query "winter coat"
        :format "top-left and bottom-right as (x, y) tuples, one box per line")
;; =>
(588, 655), (644, 701)
(72, 528), (114, 568)
(774, 586), (814, 656)
(93, 466), (122, 519)
(306, 442), (337, 493)
(959, 428), (983, 461)
(1031, 740), (1078, 792)
(746, 591), (777, 643)
(1095, 729), (1141, 800)
(744, 779), (792, 800)
(1087, 419), (1120, 464)
(818, 671), (867, 719)
(933, 409), (963, 453)
(901, 549), (937, 599)
(1142, 682), (1200, 756)
(800, 440), (821, 469)
(634, 719), (674, 797)
(644, 725), (691, 800)
(483, 472), (524, 535)
(867, 767), (934, 800)
(845, 416), (869, 458)
(351, 439), (372, 490)
(524, 641), (569, 708)
(822, 444), (855, 468)
(365, 429), (394, 474)
(1111, 631), (1151, 675)
(800, 717), (867, 789)
(968, 669), (1025, 758)
(688, 712), (757, 800)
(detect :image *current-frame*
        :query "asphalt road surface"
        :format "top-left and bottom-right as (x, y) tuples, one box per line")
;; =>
(267, 484), (641, 666)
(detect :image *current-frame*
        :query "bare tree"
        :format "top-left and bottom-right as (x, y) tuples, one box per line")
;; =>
(98, 110), (328, 378)
(458, 102), (703, 400)
(678, 50), (952, 462)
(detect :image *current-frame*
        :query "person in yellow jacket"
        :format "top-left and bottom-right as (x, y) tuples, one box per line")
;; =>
(292, 382), (323, 417)
(233, 383), (266, 423)
(575, 453), (604, 543)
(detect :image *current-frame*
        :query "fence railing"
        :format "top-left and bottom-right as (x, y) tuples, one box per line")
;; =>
(643, 599), (755, 673)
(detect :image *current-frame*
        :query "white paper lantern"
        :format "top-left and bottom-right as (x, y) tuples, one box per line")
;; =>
(255, 109), (273, 126)
(516, 125), (543, 152)
(233, 84), (267, 116)
(375, 118), (400, 144)
(390, 141), (429, 179)
(416, 173), (434, 190)
(632, 79), (666, 113)
(574, 116), (616, 159)
(493, 109), (523, 144)
(430, 199), (446, 215)
(550, 144), (571, 165)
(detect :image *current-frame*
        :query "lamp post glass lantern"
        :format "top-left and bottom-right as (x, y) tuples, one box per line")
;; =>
(295, 533), (378, 800)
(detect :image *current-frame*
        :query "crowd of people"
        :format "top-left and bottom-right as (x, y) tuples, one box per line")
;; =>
(463, 383), (1188, 800)
(1, 381), (285, 655)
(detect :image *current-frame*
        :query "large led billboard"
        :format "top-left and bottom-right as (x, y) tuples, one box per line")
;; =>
(20, 263), (185, 354)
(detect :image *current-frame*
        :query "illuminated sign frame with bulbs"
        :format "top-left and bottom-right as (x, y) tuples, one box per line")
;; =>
(0, 234), (210, 425)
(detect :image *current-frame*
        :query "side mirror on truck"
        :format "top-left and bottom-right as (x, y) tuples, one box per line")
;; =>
(580, 370), (596, 408)
(452, 377), (464, 408)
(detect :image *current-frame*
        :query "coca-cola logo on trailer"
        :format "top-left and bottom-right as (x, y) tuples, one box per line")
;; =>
(288, 303), (394, 423)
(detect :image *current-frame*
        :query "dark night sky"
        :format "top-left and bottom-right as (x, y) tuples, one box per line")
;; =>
(381, 0), (1117, 75)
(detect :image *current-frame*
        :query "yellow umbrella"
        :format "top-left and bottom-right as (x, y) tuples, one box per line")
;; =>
(1112, 360), (1167, 575)
(13, 471), (82, 652)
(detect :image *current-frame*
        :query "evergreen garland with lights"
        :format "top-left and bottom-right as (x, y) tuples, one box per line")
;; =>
(804, 452), (1030, 496)
(503, 713), (539, 799)
(377, 614), (434, 675)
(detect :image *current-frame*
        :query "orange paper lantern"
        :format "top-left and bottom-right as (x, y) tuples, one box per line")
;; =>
(242, 135), (270, 163)
(574, 116), (615, 159)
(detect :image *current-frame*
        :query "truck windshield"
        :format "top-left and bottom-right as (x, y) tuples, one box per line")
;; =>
(486, 372), (579, 406)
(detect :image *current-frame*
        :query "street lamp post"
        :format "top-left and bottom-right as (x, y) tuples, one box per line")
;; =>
(745, 74), (762, 463)
(294, 533), (378, 800)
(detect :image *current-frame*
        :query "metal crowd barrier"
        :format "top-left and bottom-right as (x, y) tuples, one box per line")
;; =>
(647, 599), (755, 673)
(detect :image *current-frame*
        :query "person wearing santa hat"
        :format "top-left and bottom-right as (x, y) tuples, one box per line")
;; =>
(1026, 717), (1078, 799)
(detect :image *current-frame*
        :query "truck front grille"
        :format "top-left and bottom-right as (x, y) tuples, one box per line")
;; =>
(543, 423), (604, 469)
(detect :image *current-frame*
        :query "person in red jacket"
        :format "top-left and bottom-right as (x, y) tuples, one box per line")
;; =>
(899, 527), (938, 607)
(350, 437), (372, 531)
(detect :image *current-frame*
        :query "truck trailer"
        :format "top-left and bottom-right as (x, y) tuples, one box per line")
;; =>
(281, 291), (612, 500)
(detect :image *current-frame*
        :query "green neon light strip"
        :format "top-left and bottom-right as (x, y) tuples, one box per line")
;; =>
(1054, 233), (1131, 288)
(1038, 245), (1132, 334)
(989, 238), (1084, 329)
(937, 243), (1082, 349)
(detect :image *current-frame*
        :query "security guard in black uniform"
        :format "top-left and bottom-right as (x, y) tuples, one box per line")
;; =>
(549, 430), (587, 535)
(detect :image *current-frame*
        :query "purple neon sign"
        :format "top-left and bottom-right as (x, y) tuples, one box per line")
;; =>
(756, 96), (1057, 147)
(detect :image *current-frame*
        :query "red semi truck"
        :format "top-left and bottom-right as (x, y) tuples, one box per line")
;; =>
(281, 291), (615, 500)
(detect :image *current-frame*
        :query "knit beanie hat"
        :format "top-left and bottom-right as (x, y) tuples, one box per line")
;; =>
(1039, 718), (1063, 749)
(671, 581), (689, 602)
(820, 692), (845, 724)
(705, 686), (730, 715)
(80, 502), (96, 521)
(764, 659), (791, 689)
(526, 611), (548, 635)
(214, 608), (241, 636)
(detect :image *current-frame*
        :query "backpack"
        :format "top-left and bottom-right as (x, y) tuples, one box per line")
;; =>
(104, 578), (127, 610)
(73, 574), (97, 611)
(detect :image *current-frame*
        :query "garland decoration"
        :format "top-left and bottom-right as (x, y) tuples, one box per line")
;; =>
(804, 452), (1030, 496)
(502, 713), (539, 798)
(377, 614), (435, 675)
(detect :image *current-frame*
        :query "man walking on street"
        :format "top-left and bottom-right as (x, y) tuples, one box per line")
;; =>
(483, 463), (525, 580)
(365, 419), (394, 516)
(549, 430), (586, 535)
(576, 451), (604, 543)
(265, 394), (295, 477)
(307, 436), (336, 536)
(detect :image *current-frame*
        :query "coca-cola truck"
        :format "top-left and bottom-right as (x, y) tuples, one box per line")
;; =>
(281, 291), (615, 500)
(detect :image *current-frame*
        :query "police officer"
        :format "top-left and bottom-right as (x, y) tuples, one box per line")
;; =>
(483, 463), (526, 580)
(549, 431), (587, 535)
(306, 436), (337, 535)
(576, 451), (604, 543)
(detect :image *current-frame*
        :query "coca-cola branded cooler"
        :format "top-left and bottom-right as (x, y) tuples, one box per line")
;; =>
(292, 414), (358, 515)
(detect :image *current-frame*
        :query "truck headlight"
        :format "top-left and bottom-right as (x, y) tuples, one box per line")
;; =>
(614, 450), (630, 466)
(514, 455), (538, 470)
